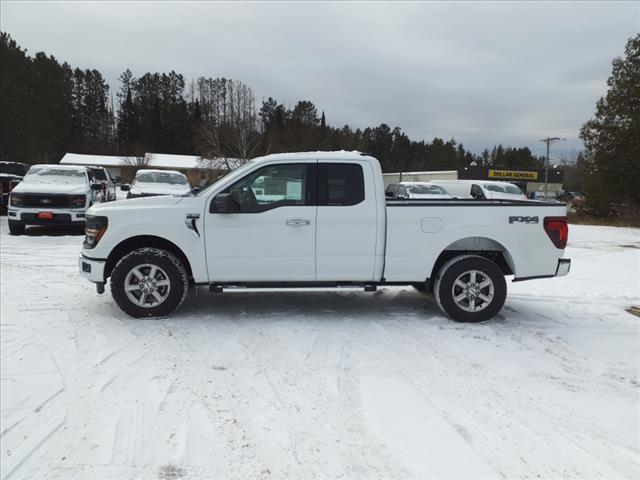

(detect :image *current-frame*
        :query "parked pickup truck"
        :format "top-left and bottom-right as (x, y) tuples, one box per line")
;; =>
(8, 164), (104, 235)
(79, 151), (570, 322)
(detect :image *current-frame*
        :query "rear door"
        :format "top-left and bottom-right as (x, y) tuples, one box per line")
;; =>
(205, 162), (317, 282)
(316, 162), (378, 281)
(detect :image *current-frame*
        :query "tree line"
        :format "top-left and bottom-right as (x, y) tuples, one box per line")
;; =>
(0, 32), (545, 173)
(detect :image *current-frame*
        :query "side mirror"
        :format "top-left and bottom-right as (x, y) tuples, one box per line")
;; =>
(212, 193), (240, 213)
(91, 183), (103, 191)
(120, 184), (130, 191)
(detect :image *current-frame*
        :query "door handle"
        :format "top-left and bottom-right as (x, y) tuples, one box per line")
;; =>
(286, 219), (311, 226)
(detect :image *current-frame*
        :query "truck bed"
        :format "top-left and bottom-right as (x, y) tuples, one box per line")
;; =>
(383, 198), (567, 282)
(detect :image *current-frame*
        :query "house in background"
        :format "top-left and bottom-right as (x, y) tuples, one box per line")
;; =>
(59, 153), (241, 186)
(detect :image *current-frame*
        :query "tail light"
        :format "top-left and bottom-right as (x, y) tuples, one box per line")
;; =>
(544, 216), (568, 249)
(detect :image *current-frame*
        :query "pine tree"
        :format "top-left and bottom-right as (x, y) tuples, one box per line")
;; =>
(580, 34), (640, 208)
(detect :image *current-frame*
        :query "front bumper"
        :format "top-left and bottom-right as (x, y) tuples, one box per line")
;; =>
(79, 254), (106, 283)
(8, 207), (88, 225)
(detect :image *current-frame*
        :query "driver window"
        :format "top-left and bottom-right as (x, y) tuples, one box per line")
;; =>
(225, 164), (308, 213)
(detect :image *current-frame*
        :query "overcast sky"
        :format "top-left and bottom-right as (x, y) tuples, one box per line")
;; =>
(2, 1), (638, 157)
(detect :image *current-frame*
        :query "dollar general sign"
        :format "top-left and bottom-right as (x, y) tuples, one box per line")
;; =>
(488, 169), (538, 180)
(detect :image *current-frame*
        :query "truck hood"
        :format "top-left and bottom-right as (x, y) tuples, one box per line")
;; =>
(88, 195), (184, 215)
(11, 181), (89, 195)
(130, 182), (192, 196)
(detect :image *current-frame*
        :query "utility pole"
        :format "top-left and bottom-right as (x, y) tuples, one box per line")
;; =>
(539, 137), (565, 199)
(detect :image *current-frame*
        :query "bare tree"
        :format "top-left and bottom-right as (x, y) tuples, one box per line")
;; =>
(121, 144), (151, 179)
(195, 79), (260, 174)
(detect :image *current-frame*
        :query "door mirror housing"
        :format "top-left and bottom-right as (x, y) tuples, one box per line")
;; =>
(120, 184), (130, 191)
(212, 193), (240, 213)
(91, 183), (103, 191)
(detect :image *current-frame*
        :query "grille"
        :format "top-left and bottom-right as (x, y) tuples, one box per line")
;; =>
(21, 213), (73, 222)
(22, 194), (76, 208)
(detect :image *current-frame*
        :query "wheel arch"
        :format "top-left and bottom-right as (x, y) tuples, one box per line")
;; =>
(105, 235), (193, 282)
(428, 236), (514, 290)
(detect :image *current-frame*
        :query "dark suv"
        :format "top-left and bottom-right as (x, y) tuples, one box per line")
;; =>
(1, 161), (30, 212)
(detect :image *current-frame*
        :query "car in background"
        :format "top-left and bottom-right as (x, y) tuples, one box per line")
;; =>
(1, 161), (30, 212)
(87, 166), (117, 202)
(385, 182), (451, 199)
(433, 180), (526, 200)
(7, 165), (103, 235)
(557, 191), (585, 206)
(122, 169), (192, 199)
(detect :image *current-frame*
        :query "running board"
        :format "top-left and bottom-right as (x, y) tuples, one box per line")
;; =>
(209, 282), (378, 292)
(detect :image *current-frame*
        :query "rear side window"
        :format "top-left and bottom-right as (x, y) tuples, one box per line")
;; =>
(471, 184), (485, 199)
(318, 163), (364, 206)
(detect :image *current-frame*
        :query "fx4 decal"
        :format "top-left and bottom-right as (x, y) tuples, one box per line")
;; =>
(509, 216), (539, 224)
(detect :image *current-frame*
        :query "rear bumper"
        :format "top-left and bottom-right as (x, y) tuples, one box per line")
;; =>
(79, 254), (106, 283)
(555, 258), (571, 277)
(513, 258), (571, 282)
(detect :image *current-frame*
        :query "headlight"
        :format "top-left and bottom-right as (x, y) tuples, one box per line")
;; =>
(84, 215), (108, 249)
(71, 195), (86, 207)
(9, 193), (23, 207)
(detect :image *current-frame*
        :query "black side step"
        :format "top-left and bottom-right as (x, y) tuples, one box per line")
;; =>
(209, 282), (379, 292)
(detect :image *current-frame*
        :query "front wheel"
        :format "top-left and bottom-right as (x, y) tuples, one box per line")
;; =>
(110, 248), (188, 318)
(8, 220), (25, 235)
(433, 255), (506, 322)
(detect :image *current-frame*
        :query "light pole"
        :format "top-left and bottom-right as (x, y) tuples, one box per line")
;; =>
(539, 137), (565, 199)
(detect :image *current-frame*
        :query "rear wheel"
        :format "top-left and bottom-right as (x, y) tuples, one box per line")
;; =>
(434, 255), (506, 322)
(110, 248), (188, 318)
(8, 220), (25, 235)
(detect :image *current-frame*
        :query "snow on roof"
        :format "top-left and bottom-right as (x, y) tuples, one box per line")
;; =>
(60, 153), (240, 170)
(31, 163), (89, 170)
(253, 150), (372, 163)
(60, 153), (138, 167)
(134, 168), (185, 176)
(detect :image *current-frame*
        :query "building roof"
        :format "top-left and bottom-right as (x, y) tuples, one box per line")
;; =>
(382, 170), (458, 175)
(60, 153), (240, 170)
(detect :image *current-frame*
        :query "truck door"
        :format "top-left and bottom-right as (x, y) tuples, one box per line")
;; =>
(205, 162), (317, 282)
(316, 162), (378, 281)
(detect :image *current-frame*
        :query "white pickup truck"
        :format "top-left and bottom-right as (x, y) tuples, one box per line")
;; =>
(79, 151), (570, 322)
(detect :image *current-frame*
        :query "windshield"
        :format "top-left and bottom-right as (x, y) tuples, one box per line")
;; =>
(406, 184), (448, 195)
(25, 167), (87, 184)
(0, 163), (28, 176)
(135, 171), (188, 185)
(90, 168), (108, 181)
(196, 161), (256, 197)
(484, 183), (523, 195)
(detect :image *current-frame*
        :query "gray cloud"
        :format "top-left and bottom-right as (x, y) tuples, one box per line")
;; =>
(2, 1), (638, 157)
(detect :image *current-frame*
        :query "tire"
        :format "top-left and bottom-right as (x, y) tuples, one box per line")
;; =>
(8, 220), (25, 235)
(110, 248), (188, 318)
(433, 255), (506, 322)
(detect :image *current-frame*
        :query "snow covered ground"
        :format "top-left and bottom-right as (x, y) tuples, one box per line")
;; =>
(1, 221), (638, 480)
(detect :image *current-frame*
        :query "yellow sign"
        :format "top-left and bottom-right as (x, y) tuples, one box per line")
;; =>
(488, 169), (538, 180)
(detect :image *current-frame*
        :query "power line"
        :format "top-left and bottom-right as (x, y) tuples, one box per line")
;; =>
(539, 137), (566, 199)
